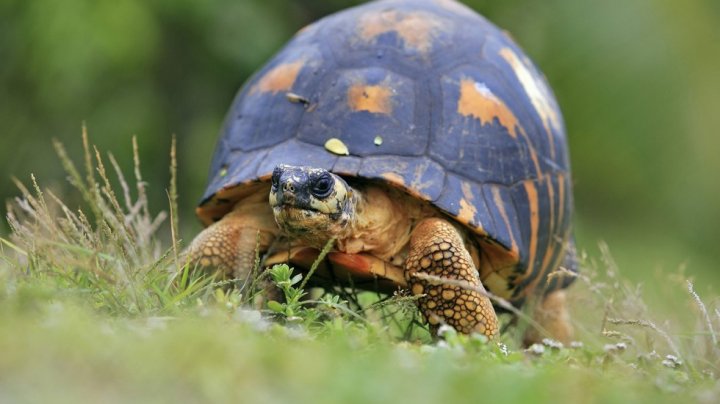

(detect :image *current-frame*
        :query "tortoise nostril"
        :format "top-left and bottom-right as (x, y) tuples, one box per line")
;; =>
(282, 182), (295, 193)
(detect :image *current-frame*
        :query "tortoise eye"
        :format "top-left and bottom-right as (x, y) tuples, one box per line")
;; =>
(311, 175), (333, 198)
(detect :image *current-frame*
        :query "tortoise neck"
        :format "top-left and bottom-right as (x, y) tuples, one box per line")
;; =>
(329, 183), (361, 240)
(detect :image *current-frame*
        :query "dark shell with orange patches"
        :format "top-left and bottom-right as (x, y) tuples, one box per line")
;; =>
(198, 0), (576, 304)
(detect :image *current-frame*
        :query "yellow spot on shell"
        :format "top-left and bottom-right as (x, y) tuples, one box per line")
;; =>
(251, 61), (305, 95)
(324, 138), (350, 155)
(348, 84), (394, 114)
(457, 79), (521, 138)
(374, 136), (383, 146)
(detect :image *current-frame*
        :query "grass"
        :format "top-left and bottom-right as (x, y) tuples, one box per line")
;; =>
(1, 135), (719, 403)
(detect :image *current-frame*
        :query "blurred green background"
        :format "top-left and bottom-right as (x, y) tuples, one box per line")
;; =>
(1, 0), (718, 288)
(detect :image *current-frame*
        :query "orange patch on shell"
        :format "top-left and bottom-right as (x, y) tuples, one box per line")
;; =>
(537, 177), (556, 280)
(499, 47), (560, 158)
(522, 181), (540, 280)
(347, 84), (394, 114)
(250, 61), (304, 94)
(358, 10), (445, 54)
(458, 199), (476, 225)
(491, 186), (520, 258)
(456, 182), (478, 226)
(457, 79), (521, 138)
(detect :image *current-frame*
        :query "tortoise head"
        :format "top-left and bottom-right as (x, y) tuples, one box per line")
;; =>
(269, 165), (356, 246)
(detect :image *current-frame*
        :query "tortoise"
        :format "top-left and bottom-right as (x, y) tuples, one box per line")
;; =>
(189, 0), (577, 342)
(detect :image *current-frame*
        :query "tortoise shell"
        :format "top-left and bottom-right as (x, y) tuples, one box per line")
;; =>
(197, 0), (576, 305)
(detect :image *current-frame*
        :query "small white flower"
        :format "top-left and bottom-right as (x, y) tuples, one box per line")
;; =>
(497, 342), (509, 357)
(662, 354), (682, 368)
(569, 341), (584, 349)
(542, 338), (564, 350)
(604, 342), (627, 353)
(603, 344), (616, 353)
(526, 343), (545, 355)
(437, 324), (456, 338)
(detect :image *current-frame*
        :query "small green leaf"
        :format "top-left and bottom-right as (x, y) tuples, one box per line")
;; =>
(214, 288), (225, 303)
(267, 300), (284, 313)
(270, 264), (291, 283)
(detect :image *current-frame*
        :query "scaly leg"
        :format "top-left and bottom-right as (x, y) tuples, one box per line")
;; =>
(405, 218), (498, 338)
(187, 196), (278, 283)
(523, 290), (573, 345)
(188, 218), (271, 280)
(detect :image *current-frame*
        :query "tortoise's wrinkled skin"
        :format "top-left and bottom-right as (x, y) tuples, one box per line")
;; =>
(191, 0), (577, 342)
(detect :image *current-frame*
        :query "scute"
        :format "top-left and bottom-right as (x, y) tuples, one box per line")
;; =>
(198, 0), (575, 302)
(296, 67), (422, 157)
(228, 45), (325, 153)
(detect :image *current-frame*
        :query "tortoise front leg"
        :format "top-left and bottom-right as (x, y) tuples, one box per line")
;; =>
(405, 218), (499, 338)
(187, 217), (271, 281)
(187, 197), (278, 282)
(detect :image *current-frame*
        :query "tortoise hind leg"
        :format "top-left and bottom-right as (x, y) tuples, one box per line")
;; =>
(405, 218), (499, 338)
(523, 239), (577, 345)
(523, 290), (573, 346)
